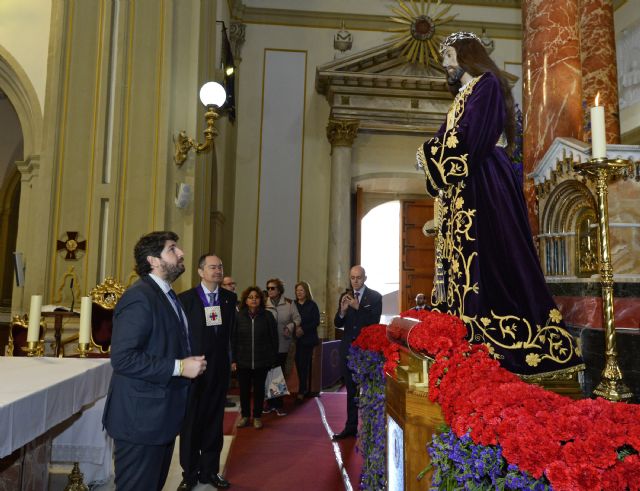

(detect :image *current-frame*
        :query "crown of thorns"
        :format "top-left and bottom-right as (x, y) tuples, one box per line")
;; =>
(439, 32), (481, 55)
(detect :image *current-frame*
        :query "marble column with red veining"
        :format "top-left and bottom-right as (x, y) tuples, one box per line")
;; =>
(522, 0), (584, 234)
(580, 0), (620, 145)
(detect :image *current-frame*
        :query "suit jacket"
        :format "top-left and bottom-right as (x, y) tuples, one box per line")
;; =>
(102, 275), (191, 445)
(179, 286), (237, 382)
(334, 286), (383, 351)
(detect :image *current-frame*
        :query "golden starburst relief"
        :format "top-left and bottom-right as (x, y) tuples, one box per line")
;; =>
(388, 0), (458, 68)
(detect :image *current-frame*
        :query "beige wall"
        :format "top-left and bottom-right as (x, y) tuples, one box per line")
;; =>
(6, 0), (232, 314)
(0, 0), (51, 110)
(231, 11), (521, 308)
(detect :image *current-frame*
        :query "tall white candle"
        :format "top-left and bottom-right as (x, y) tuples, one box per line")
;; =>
(79, 296), (93, 345)
(590, 93), (606, 159)
(27, 295), (42, 343)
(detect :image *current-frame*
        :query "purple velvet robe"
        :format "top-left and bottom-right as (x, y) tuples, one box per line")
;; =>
(417, 72), (584, 377)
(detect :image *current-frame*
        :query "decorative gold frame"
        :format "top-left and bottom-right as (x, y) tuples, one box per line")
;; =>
(6, 314), (46, 357)
(89, 277), (125, 310)
(87, 277), (126, 354)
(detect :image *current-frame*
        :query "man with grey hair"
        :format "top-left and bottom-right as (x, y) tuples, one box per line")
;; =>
(332, 265), (382, 440)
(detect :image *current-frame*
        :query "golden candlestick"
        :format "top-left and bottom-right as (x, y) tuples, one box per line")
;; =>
(573, 157), (633, 402)
(21, 340), (44, 357)
(76, 342), (91, 358)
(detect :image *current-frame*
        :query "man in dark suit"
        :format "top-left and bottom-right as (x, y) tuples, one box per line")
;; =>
(412, 292), (427, 311)
(102, 231), (207, 490)
(178, 254), (237, 490)
(333, 265), (382, 440)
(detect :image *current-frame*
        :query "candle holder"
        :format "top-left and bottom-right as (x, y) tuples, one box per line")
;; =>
(76, 342), (91, 358)
(21, 340), (44, 357)
(573, 157), (634, 402)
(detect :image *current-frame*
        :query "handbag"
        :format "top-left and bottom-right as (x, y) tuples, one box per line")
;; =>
(264, 366), (290, 399)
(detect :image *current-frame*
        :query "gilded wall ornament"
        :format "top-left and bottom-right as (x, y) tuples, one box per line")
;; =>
(387, 0), (457, 67)
(56, 231), (87, 260)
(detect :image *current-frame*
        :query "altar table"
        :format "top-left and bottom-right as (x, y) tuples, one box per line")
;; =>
(0, 357), (112, 488)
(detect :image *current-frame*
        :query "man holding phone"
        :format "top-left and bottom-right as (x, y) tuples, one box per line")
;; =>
(332, 265), (382, 440)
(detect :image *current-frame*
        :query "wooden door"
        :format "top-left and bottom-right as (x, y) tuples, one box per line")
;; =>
(400, 199), (435, 312)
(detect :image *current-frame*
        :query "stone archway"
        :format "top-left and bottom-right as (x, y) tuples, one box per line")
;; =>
(0, 46), (44, 313)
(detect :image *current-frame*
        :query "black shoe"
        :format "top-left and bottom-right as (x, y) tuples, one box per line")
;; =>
(177, 479), (197, 491)
(200, 473), (231, 489)
(332, 428), (357, 440)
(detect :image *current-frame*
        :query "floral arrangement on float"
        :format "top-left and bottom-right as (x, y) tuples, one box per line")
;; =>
(348, 308), (640, 491)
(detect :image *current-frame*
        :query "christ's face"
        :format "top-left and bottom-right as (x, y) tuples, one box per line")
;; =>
(442, 46), (459, 78)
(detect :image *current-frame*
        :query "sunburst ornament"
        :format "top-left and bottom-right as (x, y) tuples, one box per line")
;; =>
(388, 0), (457, 67)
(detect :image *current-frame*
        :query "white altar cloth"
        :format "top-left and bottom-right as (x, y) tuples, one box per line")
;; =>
(0, 357), (112, 459)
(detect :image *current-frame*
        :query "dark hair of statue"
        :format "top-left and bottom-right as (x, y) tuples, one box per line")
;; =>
(133, 231), (179, 276)
(447, 38), (516, 156)
(239, 286), (266, 311)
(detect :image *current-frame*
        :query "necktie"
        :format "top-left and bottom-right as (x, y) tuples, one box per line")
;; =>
(168, 289), (191, 353)
(208, 292), (215, 306)
(355, 291), (360, 302)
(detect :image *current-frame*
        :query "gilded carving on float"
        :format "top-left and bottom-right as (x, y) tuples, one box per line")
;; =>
(387, 0), (457, 67)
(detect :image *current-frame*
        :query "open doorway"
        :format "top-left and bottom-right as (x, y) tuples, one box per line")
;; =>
(360, 200), (400, 323)
(0, 90), (23, 311)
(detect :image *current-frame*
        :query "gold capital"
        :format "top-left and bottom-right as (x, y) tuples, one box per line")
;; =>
(327, 119), (359, 147)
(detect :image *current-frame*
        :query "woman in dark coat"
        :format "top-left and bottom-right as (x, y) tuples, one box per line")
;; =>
(293, 281), (320, 401)
(231, 287), (278, 429)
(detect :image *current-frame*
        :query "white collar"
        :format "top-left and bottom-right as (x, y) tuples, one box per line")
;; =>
(149, 273), (171, 293)
(201, 282), (218, 296)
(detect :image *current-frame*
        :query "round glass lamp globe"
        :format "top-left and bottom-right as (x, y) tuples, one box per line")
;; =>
(199, 82), (226, 107)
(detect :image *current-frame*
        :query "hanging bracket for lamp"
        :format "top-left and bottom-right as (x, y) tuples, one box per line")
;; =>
(174, 81), (227, 165)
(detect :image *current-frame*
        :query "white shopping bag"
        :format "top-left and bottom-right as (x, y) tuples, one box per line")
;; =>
(264, 366), (290, 399)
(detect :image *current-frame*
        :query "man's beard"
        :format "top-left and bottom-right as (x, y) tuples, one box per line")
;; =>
(446, 66), (465, 85)
(161, 260), (185, 283)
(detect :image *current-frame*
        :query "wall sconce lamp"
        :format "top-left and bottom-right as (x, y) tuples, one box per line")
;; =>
(174, 81), (227, 165)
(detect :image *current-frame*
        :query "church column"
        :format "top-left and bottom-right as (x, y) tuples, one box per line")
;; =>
(580, 0), (620, 144)
(522, 0), (583, 233)
(325, 119), (359, 323)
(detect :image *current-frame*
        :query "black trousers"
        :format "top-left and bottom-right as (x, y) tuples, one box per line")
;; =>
(238, 367), (269, 418)
(179, 370), (229, 482)
(113, 438), (174, 491)
(339, 341), (358, 431)
(295, 343), (314, 395)
(267, 352), (289, 409)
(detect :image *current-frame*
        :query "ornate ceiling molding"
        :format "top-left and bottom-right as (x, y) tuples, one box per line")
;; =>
(228, 0), (522, 39)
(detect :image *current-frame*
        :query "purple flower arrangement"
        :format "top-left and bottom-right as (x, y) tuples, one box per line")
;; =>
(427, 427), (552, 490)
(348, 345), (387, 490)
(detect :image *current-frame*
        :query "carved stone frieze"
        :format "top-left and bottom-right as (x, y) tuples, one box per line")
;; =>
(326, 119), (359, 147)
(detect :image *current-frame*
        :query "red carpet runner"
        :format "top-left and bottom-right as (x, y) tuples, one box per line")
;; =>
(224, 393), (363, 491)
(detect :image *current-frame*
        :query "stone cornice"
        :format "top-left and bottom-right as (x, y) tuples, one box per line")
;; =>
(229, 0), (522, 39)
(15, 156), (40, 182)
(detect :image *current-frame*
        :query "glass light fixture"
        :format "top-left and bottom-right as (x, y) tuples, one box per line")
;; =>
(174, 81), (227, 165)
